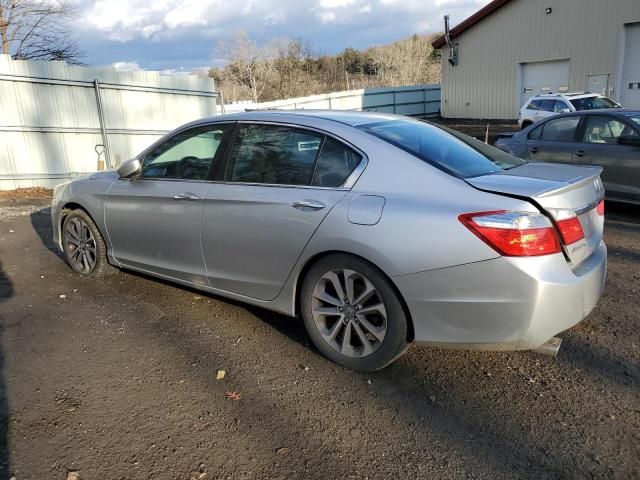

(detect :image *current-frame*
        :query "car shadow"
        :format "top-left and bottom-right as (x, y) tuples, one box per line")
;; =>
(29, 208), (64, 263)
(0, 259), (13, 479)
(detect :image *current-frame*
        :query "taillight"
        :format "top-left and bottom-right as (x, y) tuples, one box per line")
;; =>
(549, 209), (585, 245)
(459, 211), (561, 257)
(596, 199), (605, 216)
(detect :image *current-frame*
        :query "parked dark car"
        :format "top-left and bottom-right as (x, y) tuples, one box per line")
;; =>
(495, 109), (640, 204)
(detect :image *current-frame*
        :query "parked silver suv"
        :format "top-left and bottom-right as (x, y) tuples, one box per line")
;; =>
(519, 92), (621, 129)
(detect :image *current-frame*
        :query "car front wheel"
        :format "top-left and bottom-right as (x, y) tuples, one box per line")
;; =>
(300, 254), (409, 371)
(62, 209), (115, 277)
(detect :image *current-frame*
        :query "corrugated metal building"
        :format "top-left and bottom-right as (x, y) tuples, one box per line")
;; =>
(432, 0), (640, 119)
(0, 55), (219, 189)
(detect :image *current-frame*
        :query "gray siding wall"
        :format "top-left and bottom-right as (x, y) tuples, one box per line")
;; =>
(439, 0), (640, 119)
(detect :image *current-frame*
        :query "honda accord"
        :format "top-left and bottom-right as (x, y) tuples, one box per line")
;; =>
(51, 111), (607, 371)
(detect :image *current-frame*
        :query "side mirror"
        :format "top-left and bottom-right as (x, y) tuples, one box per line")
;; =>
(117, 158), (141, 178)
(618, 135), (640, 147)
(559, 108), (571, 114)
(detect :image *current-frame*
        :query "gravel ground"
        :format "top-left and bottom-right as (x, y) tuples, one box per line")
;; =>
(0, 198), (638, 480)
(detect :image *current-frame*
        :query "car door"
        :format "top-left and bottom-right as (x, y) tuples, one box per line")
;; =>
(526, 115), (581, 164)
(201, 123), (364, 301)
(574, 114), (640, 201)
(105, 123), (231, 284)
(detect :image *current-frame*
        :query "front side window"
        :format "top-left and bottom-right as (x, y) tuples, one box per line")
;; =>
(554, 100), (571, 113)
(540, 116), (580, 142)
(582, 116), (639, 144)
(529, 124), (543, 140)
(226, 124), (322, 185)
(570, 96), (619, 111)
(539, 100), (556, 112)
(142, 126), (226, 180)
(357, 119), (525, 178)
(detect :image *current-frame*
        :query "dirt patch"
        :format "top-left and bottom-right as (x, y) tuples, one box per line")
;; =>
(0, 187), (53, 200)
(431, 118), (519, 145)
(0, 202), (638, 480)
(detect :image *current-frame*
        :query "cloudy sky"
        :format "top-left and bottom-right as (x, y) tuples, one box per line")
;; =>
(70, 0), (492, 72)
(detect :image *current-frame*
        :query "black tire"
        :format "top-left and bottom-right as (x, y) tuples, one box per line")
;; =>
(300, 253), (409, 371)
(62, 209), (116, 277)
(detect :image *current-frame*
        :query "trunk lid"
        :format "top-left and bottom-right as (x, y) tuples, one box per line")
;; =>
(466, 162), (605, 267)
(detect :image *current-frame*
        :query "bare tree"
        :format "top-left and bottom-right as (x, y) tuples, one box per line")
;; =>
(0, 0), (83, 64)
(267, 38), (313, 99)
(218, 32), (273, 103)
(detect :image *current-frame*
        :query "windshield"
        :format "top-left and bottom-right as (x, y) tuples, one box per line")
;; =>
(570, 96), (619, 111)
(357, 119), (526, 178)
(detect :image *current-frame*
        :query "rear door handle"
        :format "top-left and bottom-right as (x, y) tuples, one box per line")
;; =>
(529, 147), (539, 153)
(173, 193), (200, 201)
(292, 200), (325, 210)
(574, 150), (586, 158)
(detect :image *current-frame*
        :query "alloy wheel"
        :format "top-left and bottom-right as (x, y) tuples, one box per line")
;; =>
(311, 269), (387, 358)
(64, 217), (97, 274)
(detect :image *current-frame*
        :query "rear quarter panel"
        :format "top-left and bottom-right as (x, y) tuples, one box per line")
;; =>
(288, 135), (539, 280)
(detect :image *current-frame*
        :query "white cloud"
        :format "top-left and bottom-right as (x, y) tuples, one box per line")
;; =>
(317, 11), (337, 23)
(75, 0), (492, 69)
(319, 0), (354, 7)
(112, 61), (142, 71)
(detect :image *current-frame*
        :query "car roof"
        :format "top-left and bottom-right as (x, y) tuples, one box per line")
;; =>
(555, 108), (638, 117)
(191, 109), (404, 127)
(529, 92), (604, 100)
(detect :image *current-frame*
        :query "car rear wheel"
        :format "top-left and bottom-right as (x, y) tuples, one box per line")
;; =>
(300, 254), (409, 371)
(62, 209), (115, 277)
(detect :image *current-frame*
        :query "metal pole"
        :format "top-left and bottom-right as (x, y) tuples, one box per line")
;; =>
(218, 91), (226, 115)
(93, 79), (112, 168)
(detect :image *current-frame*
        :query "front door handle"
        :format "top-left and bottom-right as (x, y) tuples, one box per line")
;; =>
(574, 150), (586, 158)
(292, 200), (326, 210)
(529, 147), (539, 154)
(173, 193), (200, 201)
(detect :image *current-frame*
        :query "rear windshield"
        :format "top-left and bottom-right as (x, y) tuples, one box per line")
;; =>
(357, 119), (526, 178)
(570, 97), (619, 110)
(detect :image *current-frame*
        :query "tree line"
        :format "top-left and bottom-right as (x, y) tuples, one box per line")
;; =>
(211, 31), (442, 104)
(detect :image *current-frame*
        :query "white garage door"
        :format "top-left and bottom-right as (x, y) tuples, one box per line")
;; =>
(620, 22), (640, 108)
(520, 59), (570, 108)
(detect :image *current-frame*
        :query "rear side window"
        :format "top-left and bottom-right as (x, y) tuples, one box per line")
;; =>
(358, 119), (525, 178)
(226, 125), (321, 185)
(312, 137), (362, 187)
(540, 116), (580, 141)
(570, 96), (619, 111)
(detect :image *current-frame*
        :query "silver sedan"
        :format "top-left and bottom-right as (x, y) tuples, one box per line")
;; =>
(51, 111), (607, 371)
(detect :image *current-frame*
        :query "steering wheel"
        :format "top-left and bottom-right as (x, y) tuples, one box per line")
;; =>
(176, 156), (200, 178)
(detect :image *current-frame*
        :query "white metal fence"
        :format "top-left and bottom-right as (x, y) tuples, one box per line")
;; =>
(224, 84), (441, 116)
(0, 55), (220, 190)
